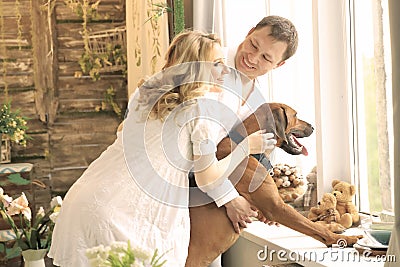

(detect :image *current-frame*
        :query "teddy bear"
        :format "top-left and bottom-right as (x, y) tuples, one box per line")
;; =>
(293, 166), (318, 211)
(307, 193), (346, 233)
(270, 163), (305, 202)
(331, 179), (360, 228)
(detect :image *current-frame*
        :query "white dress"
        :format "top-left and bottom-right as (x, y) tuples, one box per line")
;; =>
(48, 98), (220, 267)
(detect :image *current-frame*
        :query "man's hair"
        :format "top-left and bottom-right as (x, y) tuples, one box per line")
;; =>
(255, 15), (298, 61)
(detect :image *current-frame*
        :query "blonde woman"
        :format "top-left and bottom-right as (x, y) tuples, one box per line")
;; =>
(48, 30), (276, 267)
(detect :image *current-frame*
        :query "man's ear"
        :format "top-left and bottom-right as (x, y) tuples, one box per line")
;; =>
(274, 61), (286, 69)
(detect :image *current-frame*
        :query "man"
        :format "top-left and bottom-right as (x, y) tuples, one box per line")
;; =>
(209, 15), (298, 267)
(221, 14), (299, 230)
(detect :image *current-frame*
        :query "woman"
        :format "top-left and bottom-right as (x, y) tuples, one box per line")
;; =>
(48, 30), (276, 267)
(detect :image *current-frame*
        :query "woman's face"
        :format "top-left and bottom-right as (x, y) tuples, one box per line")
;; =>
(209, 44), (230, 92)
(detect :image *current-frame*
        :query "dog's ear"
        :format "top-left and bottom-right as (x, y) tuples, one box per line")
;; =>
(272, 107), (288, 143)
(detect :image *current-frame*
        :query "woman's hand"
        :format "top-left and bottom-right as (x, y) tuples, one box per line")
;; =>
(224, 196), (258, 233)
(239, 130), (276, 155)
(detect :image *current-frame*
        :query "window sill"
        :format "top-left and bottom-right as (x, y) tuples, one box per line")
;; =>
(223, 221), (385, 267)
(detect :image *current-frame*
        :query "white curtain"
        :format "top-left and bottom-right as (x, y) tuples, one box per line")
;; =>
(385, 0), (400, 264)
(213, 0), (226, 46)
(193, 0), (214, 33)
(126, 0), (170, 97)
(266, 0), (317, 178)
(193, 0), (226, 45)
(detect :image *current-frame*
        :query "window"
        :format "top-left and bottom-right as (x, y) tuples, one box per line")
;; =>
(350, 0), (394, 213)
(222, 0), (394, 214)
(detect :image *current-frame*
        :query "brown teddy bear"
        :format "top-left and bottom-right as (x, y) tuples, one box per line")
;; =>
(307, 193), (346, 233)
(293, 166), (318, 211)
(331, 179), (360, 228)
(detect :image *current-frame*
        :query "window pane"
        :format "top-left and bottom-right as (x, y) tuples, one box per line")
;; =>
(352, 0), (393, 213)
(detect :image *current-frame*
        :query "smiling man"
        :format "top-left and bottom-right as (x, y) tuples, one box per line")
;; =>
(225, 15), (298, 106)
(213, 16), (299, 229)
(235, 16), (298, 79)
(208, 16), (299, 267)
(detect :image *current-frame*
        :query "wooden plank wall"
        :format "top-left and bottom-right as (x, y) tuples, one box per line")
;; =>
(0, 0), (127, 210)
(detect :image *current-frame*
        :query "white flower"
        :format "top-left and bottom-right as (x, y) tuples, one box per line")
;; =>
(131, 261), (145, 267)
(36, 207), (45, 218)
(86, 244), (110, 261)
(86, 247), (100, 260)
(110, 241), (128, 252)
(50, 196), (63, 208)
(49, 211), (59, 223)
(88, 255), (109, 267)
(86, 242), (166, 267)
(0, 187), (13, 207)
(132, 247), (151, 261)
(7, 192), (31, 221)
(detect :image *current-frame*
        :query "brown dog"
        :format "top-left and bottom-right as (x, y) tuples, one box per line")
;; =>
(186, 103), (362, 266)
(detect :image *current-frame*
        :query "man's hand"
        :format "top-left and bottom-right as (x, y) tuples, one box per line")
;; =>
(224, 196), (258, 233)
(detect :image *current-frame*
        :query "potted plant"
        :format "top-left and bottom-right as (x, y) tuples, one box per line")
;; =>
(0, 101), (30, 163)
(0, 187), (62, 266)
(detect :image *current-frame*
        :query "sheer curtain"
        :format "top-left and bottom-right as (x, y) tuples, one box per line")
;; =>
(385, 0), (400, 264)
(192, 0), (226, 45)
(126, 0), (169, 97)
(266, 0), (317, 178)
(193, 0), (214, 33)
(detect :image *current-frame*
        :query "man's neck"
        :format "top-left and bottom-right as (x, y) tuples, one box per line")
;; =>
(241, 79), (255, 105)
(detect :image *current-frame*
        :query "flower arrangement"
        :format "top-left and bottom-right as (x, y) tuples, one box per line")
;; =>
(0, 187), (62, 251)
(0, 101), (30, 146)
(86, 241), (167, 267)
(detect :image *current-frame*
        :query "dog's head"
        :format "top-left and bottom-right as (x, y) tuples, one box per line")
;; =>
(268, 103), (314, 155)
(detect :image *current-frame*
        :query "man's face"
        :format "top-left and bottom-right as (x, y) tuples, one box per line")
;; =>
(235, 26), (288, 80)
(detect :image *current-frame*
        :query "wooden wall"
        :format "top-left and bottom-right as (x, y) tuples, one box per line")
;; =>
(0, 0), (127, 209)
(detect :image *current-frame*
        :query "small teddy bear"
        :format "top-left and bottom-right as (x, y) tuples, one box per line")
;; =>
(293, 166), (318, 211)
(307, 193), (346, 233)
(331, 179), (360, 228)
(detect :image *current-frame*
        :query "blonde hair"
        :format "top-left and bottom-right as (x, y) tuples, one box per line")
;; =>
(138, 30), (221, 121)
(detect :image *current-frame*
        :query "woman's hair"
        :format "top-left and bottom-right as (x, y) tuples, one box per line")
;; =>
(138, 30), (221, 121)
(254, 15), (298, 62)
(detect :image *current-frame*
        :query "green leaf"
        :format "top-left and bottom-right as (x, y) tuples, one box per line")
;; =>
(151, 248), (168, 267)
(17, 238), (30, 251)
(6, 173), (31, 186)
(29, 229), (39, 249)
(8, 243), (21, 258)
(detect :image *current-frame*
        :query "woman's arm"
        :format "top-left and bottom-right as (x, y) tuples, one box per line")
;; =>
(193, 131), (275, 191)
(193, 131), (276, 232)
